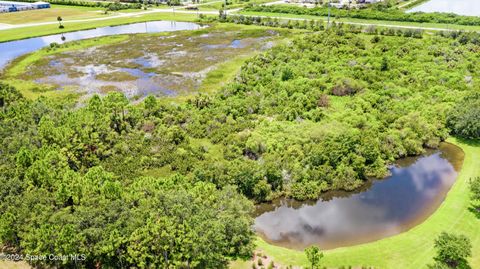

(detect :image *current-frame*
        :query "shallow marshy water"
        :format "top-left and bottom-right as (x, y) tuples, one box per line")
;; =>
(4, 27), (278, 99)
(0, 21), (203, 69)
(254, 143), (464, 250)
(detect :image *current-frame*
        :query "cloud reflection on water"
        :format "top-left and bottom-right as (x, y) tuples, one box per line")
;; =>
(254, 149), (458, 249)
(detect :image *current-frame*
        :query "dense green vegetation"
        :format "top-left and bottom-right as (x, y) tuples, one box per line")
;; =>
(244, 5), (480, 26)
(471, 177), (480, 207)
(190, 27), (477, 201)
(0, 84), (254, 268)
(1, 22), (480, 268)
(447, 93), (480, 139)
(429, 232), (472, 269)
(305, 246), (323, 269)
(206, 14), (425, 38)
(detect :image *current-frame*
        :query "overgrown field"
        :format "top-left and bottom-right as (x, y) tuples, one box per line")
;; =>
(0, 12), (199, 43)
(0, 25), (479, 268)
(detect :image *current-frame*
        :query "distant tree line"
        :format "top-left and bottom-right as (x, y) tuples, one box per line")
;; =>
(244, 5), (480, 26)
(200, 14), (424, 38)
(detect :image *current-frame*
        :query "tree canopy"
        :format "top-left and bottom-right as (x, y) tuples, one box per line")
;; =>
(447, 93), (480, 139)
(305, 246), (323, 269)
(1, 26), (479, 267)
(429, 232), (472, 269)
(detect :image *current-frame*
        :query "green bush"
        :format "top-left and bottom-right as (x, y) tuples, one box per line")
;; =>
(447, 93), (480, 139)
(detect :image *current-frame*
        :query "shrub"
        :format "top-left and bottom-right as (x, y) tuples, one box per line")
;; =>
(447, 93), (480, 139)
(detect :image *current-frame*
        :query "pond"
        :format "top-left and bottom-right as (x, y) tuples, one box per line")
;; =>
(408, 0), (480, 16)
(254, 143), (464, 250)
(0, 21), (203, 69)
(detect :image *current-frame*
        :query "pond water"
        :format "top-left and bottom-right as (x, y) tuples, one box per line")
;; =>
(408, 0), (480, 16)
(0, 21), (202, 69)
(254, 143), (464, 250)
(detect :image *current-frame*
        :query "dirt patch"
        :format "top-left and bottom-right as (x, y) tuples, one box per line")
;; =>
(249, 251), (302, 269)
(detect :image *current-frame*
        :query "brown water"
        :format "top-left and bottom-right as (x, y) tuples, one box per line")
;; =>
(254, 143), (464, 250)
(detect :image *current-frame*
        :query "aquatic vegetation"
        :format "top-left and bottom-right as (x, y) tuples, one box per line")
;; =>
(4, 27), (280, 99)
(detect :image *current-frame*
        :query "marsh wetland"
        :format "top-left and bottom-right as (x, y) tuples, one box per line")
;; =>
(2, 25), (280, 99)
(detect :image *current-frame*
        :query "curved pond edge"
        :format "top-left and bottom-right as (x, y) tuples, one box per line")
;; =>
(254, 142), (465, 250)
(0, 15), (204, 44)
(248, 138), (480, 268)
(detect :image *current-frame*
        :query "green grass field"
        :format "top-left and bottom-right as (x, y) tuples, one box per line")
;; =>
(0, 5), (121, 25)
(0, 12), (199, 42)
(234, 138), (480, 269)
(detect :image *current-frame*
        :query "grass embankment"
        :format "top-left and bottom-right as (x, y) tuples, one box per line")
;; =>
(0, 12), (199, 42)
(398, 0), (430, 10)
(236, 138), (480, 269)
(238, 10), (480, 32)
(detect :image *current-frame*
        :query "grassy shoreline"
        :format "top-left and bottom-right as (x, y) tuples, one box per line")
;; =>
(398, 0), (430, 10)
(237, 138), (479, 269)
(0, 12), (199, 43)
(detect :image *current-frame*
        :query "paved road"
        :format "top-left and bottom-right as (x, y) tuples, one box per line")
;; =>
(246, 13), (467, 32)
(397, 0), (419, 9)
(0, 6), (473, 33)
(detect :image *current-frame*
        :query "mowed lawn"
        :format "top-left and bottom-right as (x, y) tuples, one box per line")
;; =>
(0, 12), (197, 42)
(0, 5), (109, 25)
(235, 138), (480, 269)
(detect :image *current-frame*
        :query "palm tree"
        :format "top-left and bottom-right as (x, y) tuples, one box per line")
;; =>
(57, 16), (64, 29)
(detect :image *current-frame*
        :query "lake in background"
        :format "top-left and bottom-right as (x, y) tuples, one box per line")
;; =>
(408, 0), (480, 16)
(254, 143), (464, 250)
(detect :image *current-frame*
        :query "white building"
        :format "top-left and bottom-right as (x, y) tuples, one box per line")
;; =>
(0, 1), (50, 13)
(330, 0), (383, 8)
